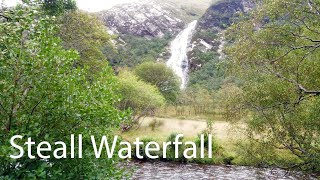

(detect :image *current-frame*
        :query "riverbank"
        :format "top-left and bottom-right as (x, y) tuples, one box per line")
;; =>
(118, 117), (319, 178)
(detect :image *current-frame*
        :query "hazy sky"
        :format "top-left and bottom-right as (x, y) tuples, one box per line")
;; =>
(0, 0), (139, 12)
(77, 0), (139, 12)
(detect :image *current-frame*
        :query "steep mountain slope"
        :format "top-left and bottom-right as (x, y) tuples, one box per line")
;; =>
(153, 0), (215, 22)
(189, 0), (255, 69)
(186, 0), (255, 90)
(99, 0), (214, 68)
(98, 0), (254, 80)
(98, 0), (216, 38)
(198, 0), (254, 30)
(99, 2), (184, 38)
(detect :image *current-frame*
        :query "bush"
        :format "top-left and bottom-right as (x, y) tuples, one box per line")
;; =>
(134, 62), (180, 103)
(0, 5), (128, 179)
(117, 70), (165, 112)
(117, 70), (165, 131)
(195, 131), (220, 154)
(188, 59), (226, 91)
(148, 119), (164, 131)
(164, 133), (187, 162)
(132, 138), (161, 160)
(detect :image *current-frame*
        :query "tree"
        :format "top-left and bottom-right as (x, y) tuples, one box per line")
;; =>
(117, 70), (165, 131)
(58, 10), (112, 76)
(41, 0), (76, 15)
(0, 5), (128, 178)
(216, 83), (243, 120)
(189, 58), (227, 91)
(134, 62), (180, 103)
(227, 0), (320, 172)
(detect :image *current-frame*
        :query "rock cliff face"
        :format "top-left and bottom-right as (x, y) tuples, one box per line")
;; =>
(188, 0), (255, 68)
(99, 2), (184, 38)
(198, 0), (254, 30)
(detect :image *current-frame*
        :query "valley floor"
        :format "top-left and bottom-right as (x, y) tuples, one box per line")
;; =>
(120, 117), (246, 155)
(119, 117), (319, 178)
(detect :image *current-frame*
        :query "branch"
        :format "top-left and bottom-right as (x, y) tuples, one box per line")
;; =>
(290, 32), (320, 43)
(12, 86), (32, 115)
(30, 100), (42, 115)
(308, 0), (320, 16)
(0, 102), (9, 117)
(275, 72), (320, 96)
(0, 14), (10, 20)
(298, 18), (320, 34)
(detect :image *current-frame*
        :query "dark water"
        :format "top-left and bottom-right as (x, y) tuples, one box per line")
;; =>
(124, 161), (316, 180)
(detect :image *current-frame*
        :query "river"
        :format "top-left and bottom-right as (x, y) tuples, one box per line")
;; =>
(125, 161), (316, 180)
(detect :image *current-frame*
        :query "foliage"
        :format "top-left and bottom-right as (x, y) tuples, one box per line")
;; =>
(227, 0), (320, 172)
(189, 58), (226, 90)
(132, 137), (162, 160)
(0, 5), (128, 179)
(233, 140), (301, 168)
(117, 70), (165, 116)
(42, 0), (77, 15)
(175, 86), (216, 117)
(193, 30), (219, 45)
(58, 10), (112, 76)
(194, 131), (220, 154)
(216, 83), (244, 120)
(148, 118), (164, 131)
(164, 133), (187, 162)
(206, 119), (214, 133)
(166, 133), (184, 150)
(134, 62), (180, 103)
(191, 50), (219, 65)
(104, 34), (172, 68)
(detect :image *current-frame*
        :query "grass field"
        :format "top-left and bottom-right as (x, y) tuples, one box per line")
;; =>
(119, 117), (246, 155)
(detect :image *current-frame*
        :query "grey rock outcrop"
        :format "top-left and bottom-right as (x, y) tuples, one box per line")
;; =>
(188, 0), (255, 67)
(99, 2), (185, 38)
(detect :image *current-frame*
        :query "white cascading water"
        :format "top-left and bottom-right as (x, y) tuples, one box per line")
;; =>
(217, 32), (226, 60)
(167, 20), (197, 89)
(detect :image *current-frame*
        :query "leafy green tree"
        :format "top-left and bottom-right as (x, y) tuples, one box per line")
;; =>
(227, 0), (320, 172)
(215, 83), (243, 120)
(42, 0), (77, 15)
(134, 62), (180, 103)
(0, 5), (128, 179)
(189, 58), (226, 90)
(58, 10), (111, 76)
(117, 70), (165, 131)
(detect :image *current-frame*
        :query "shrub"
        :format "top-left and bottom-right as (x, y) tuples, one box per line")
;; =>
(195, 131), (220, 154)
(117, 70), (165, 113)
(132, 138), (160, 160)
(164, 133), (187, 162)
(117, 70), (165, 131)
(0, 5), (128, 179)
(148, 119), (164, 131)
(134, 62), (180, 103)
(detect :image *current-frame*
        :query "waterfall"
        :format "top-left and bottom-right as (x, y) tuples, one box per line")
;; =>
(217, 32), (226, 60)
(166, 20), (197, 89)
